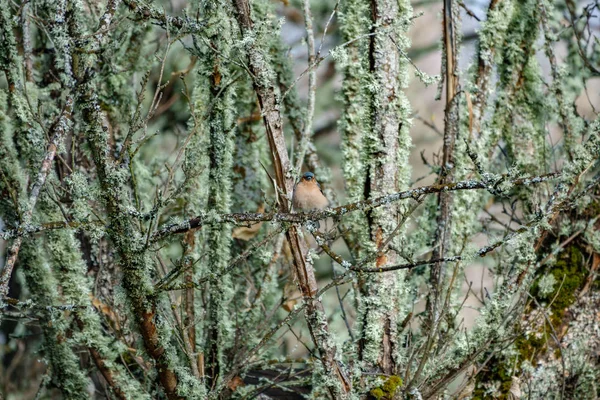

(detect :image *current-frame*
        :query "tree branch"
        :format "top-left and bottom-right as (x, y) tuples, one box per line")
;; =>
(0, 96), (73, 299)
(151, 174), (556, 241)
(229, 0), (350, 396)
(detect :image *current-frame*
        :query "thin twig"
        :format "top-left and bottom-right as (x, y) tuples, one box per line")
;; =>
(0, 95), (74, 298)
(293, 0), (316, 175)
(150, 173), (557, 241)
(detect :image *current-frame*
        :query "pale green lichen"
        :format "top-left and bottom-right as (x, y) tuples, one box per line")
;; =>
(190, 0), (238, 390)
(20, 238), (90, 398)
(0, 0), (598, 398)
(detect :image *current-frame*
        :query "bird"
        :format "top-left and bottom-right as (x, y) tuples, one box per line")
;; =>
(292, 172), (329, 212)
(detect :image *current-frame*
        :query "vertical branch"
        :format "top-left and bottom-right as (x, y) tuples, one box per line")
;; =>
(200, 2), (237, 389)
(84, 99), (183, 400)
(18, 240), (89, 398)
(230, 0), (350, 396)
(182, 230), (196, 353)
(357, 0), (414, 377)
(539, 1), (576, 159)
(413, 0), (461, 390)
(293, 0), (316, 175)
(0, 0), (76, 298)
(0, 0), (68, 299)
(76, 1), (196, 398)
(486, 0), (544, 170)
(20, 2), (33, 83)
(180, 23), (210, 383)
(47, 228), (148, 400)
(0, 2), (95, 394)
(338, 0), (371, 265)
(443, 0), (459, 106)
(0, 0), (22, 95)
(0, 98), (73, 298)
(0, 0), (34, 152)
(470, 0), (506, 136)
(0, 94), (23, 228)
(428, 0), (460, 326)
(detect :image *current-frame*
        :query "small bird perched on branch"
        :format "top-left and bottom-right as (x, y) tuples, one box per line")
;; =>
(292, 172), (329, 212)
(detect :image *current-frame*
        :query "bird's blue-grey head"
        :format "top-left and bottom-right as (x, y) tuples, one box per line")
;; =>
(302, 172), (315, 181)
